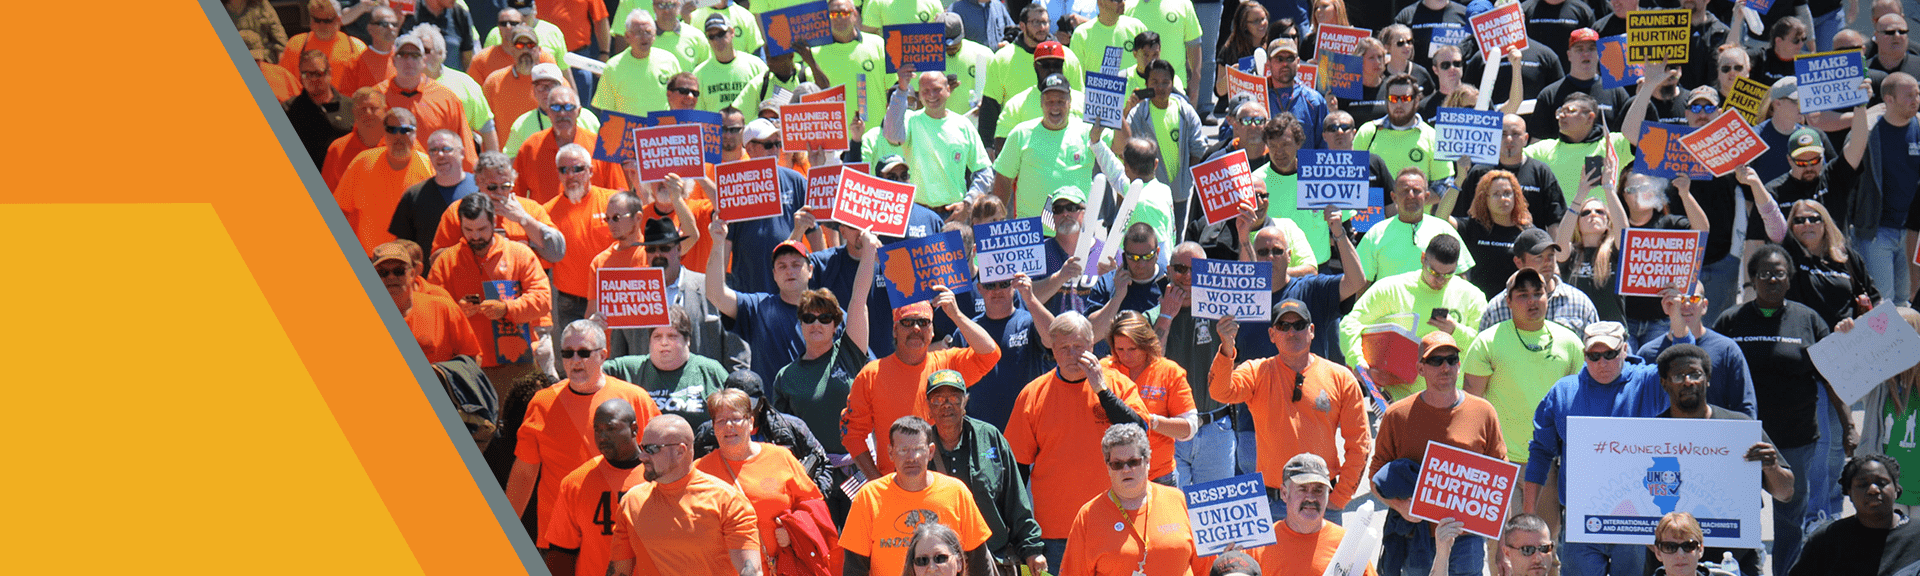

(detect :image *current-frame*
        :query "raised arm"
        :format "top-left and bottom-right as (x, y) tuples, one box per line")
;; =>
(1844, 78), (1877, 169)
(1086, 268), (1133, 337)
(1498, 48), (1525, 115)
(1328, 208), (1368, 299)
(706, 218), (740, 316)
(1736, 167), (1788, 243)
(1673, 177), (1709, 233)
(883, 68), (914, 146)
(849, 230), (878, 354)
(1015, 274), (1057, 349)
(1621, 62), (1671, 145)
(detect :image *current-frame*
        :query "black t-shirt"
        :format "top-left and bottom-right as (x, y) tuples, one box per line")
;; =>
(1643, 92), (1690, 125)
(1781, 238), (1879, 327)
(1679, 18), (1731, 91)
(1456, 158), (1568, 229)
(1345, 82), (1391, 126)
(1668, 175), (1740, 263)
(1563, 244), (1626, 322)
(1748, 46), (1798, 88)
(1712, 301), (1830, 448)
(1656, 405), (1777, 576)
(1461, 42), (1566, 106)
(1460, 220), (1527, 298)
(1522, 0), (1595, 67)
(1393, 1), (1472, 70)
(1530, 76), (1633, 141)
(1790, 516), (1895, 576)
(1592, 12), (1626, 38)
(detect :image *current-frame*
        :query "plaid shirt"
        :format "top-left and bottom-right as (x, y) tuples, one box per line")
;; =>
(1478, 280), (1601, 335)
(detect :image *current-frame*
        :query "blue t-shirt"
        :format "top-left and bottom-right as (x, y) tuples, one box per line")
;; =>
(1877, 120), (1920, 229)
(953, 307), (1052, 428)
(1235, 274), (1346, 362)
(727, 291), (809, 389)
(1525, 358), (1671, 503)
(1090, 272), (1166, 317)
(810, 203), (946, 358)
(1042, 238), (1108, 315)
(727, 167), (808, 294)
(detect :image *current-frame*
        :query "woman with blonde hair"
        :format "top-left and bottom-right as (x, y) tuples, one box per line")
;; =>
(1101, 311), (1198, 485)
(1557, 195), (1627, 324)
(1753, 199), (1879, 326)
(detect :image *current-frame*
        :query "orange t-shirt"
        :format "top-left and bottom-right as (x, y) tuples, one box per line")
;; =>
(260, 60), (299, 102)
(341, 46), (396, 96)
(544, 186), (619, 296)
(425, 236), (555, 366)
(695, 444), (826, 574)
(589, 240), (650, 312)
(428, 194), (558, 259)
(334, 146), (435, 255)
(513, 127), (630, 204)
(542, 0), (611, 50)
(1005, 368), (1150, 538)
(611, 470), (761, 576)
(641, 199), (715, 275)
(544, 455), (650, 576)
(1103, 356), (1197, 481)
(1248, 521), (1376, 576)
(279, 32), (366, 91)
(413, 276), (453, 299)
(841, 347), (1002, 473)
(484, 66), (543, 143)
(841, 472), (993, 576)
(377, 76), (477, 170)
(406, 291), (483, 363)
(467, 45), (561, 95)
(322, 132), (377, 190)
(1208, 353), (1374, 508)
(1061, 484), (1205, 576)
(516, 377), (660, 539)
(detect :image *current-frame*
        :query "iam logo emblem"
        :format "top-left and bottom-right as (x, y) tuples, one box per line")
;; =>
(893, 509), (942, 532)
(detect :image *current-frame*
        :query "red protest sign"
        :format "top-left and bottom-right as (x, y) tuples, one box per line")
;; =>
(596, 267), (670, 329)
(1677, 111), (1770, 177)
(1315, 24), (1369, 57)
(714, 157), (783, 222)
(1191, 150), (1258, 226)
(633, 124), (706, 182)
(800, 84), (846, 103)
(1409, 441), (1521, 540)
(1618, 228), (1707, 297)
(833, 167), (915, 237)
(779, 101), (849, 151)
(1224, 67), (1269, 114)
(807, 163), (868, 220)
(1470, 2), (1529, 61)
(1297, 63), (1317, 90)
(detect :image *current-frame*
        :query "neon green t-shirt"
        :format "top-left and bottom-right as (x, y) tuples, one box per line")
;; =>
(505, 109), (604, 158)
(654, 28), (712, 71)
(1127, 0), (1202, 83)
(1462, 320), (1585, 463)
(815, 33), (887, 137)
(901, 110), (991, 206)
(1149, 103), (1181, 185)
(433, 68), (495, 133)
(861, 0), (946, 28)
(483, 19), (570, 71)
(1523, 133), (1633, 206)
(946, 40), (998, 115)
(1069, 16), (1150, 74)
(732, 70), (807, 115)
(994, 118), (1107, 219)
(1122, 67), (1185, 96)
(995, 87), (1085, 139)
(1355, 214), (1476, 281)
(691, 4), (766, 55)
(861, 125), (904, 166)
(1882, 394), (1920, 505)
(1352, 121), (1453, 185)
(988, 43), (1087, 104)
(1255, 164), (1352, 266)
(593, 49), (685, 116)
(1338, 270), (1489, 399)
(694, 52), (769, 111)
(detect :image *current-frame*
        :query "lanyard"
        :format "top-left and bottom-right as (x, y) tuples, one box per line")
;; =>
(1107, 490), (1151, 575)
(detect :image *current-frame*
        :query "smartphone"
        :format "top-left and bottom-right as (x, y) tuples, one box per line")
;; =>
(1133, 88), (1154, 100)
(1583, 156), (1606, 180)
(464, 294), (483, 305)
(1431, 308), (1450, 322)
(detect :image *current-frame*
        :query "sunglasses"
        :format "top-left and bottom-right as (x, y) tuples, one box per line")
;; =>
(1053, 203), (1085, 213)
(375, 267), (409, 278)
(548, 103), (581, 113)
(1421, 354), (1461, 366)
(1584, 349), (1622, 362)
(1240, 116), (1270, 126)
(723, 125), (746, 133)
(750, 139), (781, 148)
(1168, 263), (1191, 274)
(1720, 64), (1745, 73)
(707, 31), (729, 40)
(670, 86), (702, 97)
(899, 318), (933, 328)
(1791, 216), (1822, 225)
(830, 8), (855, 15)
(486, 182), (514, 192)
(429, 145), (459, 154)
(385, 125), (416, 134)
(1387, 94), (1416, 104)
(644, 244), (677, 254)
(1791, 156), (1821, 167)
(513, 40), (539, 49)
(1273, 52), (1300, 62)
(1274, 319), (1311, 332)
(639, 442), (683, 455)
(1436, 60), (1460, 70)
(1255, 247), (1288, 258)
(558, 348), (598, 359)
(1291, 372), (1306, 402)
(1393, 39), (1414, 47)
(1884, 28), (1910, 35)
(1106, 457), (1145, 470)
(799, 312), (841, 324)
(1655, 540), (1702, 554)
(1670, 293), (1705, 305)
(1579, 209), (1606, 217)
(300, 70), (330, 79)
(1323, 123), (1356, 133)
(370, 20), (400, 28)
(1426, 266), (1456, 279)
(604, 211), (637, 224)
(500, 21), (524, 28)
(912, 554), (953, 567)
(1688, 104), (1717, 114)
(980, 280), (1012, 290)
(1124, 251), (1156, 262)
(312, 17), (338, 24)
(1506, 543), (1554, 556)
(558, 165), (590, 174)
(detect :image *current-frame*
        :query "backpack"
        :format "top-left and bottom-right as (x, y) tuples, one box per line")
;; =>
(432, 355), (500, 444)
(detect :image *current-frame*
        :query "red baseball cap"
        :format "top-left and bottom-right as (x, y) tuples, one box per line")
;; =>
(1035, 40), (1067, 61)
(771, 240), (808, 259)
(1570, 28), (1599, 44)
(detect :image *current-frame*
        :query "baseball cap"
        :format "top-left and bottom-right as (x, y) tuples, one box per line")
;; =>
(1271, 298), (1312, 325)
(1506, 267), (1545, 292)
(771, 239), (808, 260)
(1283, 453), (1332, 487)
(895, 301), (934, 321)
(372, 242), (411, 266)
(1584, 321), (1629, 350)
(878, 154), (908, 174)
(1687, 86), (1720, 106)
(1035, 40), (1067, 61)
(1419, 331), (1460, 359)
(926, 369), (967, 395)
(1211, 551), (1262, 576)
(1570, 28), (1599, 44)
(1371, 458), (1420, 500)
(705, 14), (731, 32)
(506, 0), (536, 15)
(743, 118), (780, 142)
(942, 13), (965, 47)
(1510, 228), (1558, 257)
(1771, 76), (1799, 101)
(1271, 38), (1299, 55)
(395, 33), (426, 53)
(1788, 127), (1824, 158)
(1047, 185), (1087, 207)
(1040, 73), (1071, 94)
(531, 62), (566, 84)
(509, 24), (537, 44)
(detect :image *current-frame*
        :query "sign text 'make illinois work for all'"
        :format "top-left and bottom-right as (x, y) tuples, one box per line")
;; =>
(973, 217), (1047, 283)
(1190, 258), (1271, 321)
(878, 230), (973, 307)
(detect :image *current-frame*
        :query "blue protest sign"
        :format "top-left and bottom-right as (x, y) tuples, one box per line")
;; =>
(594, 110), (647, 163)
(1348, 187), (1390, 233)
(1319, 52), (1363, 99)
(759, 1), (832, 58)
(1598, 35), (1644, 89)
(974, 217), (1048, 282)
(879, 230), (974, 306)
(1190, 258), (1272, 321)
(1297, 150), (1371, 210)
(1083, 71), (1127, 129)
(646, 109), (724, 164)
(1427, 23), (1471, 57)
(1633, 122), (1714, 180)
(1796, 49), (1870, 113)
(883, 23), (946, 73)
(1434, 107), (1504, 164)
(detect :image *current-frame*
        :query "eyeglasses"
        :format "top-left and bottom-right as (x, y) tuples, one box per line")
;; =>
(1291, 372), (1305, 402)
(375, 267), (410, 278)
(604, 211), (637, 224)
(715, 417), (754, 427)
(707, 31), (729, 40)
(1720, 64), (1746, 73)
(1274, 319), (1311, 332)
(1240, 115), (1270, 126)
(1584, 349), (1622, 362)
(1506, 543), (1554, 556)
(1791, 156), (1821, 167)
(1670, 370), (1708, 382)
(429, 145), (459, 154)
(513, 40), (539, 49)
(1883, 28), (1910, 36)
(670, 86), (702, 97)
(1323, 123), (1356, 133)
(1387, 94), (1416, 104)
(722, 125), (746, 133)
(1655, 540), (1702, 554)
(370, 20), (400, 28)
(1273, 53), (1300, 62)
(558, 165), (590, 174)
(559, 348), (600, 359)
(980, 280), (1012, 290)
(1052, 202), (1085, 213)
(1755, 270), (1789, 281)
(899, 318), (933, 328)
(639, 442), (684, 455)
(1255, 247), (1288, 259)
(1106, 457), (1145, 470)
(1436, 60), (1460, 70)
(799, 312), (841, 324)
(1579, 209), (1606, 217)
(386, 125), (417, 134)
(912, 554), (954, 567)
(1168, 263), (1191, 274)
(830, 8), (856, 15)
(1688, 104), (1717, 114)
(1124, 251), (1156, 262)
(300, 70), (330, 79)
(1421, 354), (1461, 366)
(395, 51), (426, 60)
(486, 182), (514, 192)
(312, 17), (338, 24)
(1426, 266), (1456, 279)
(548, 103), (581, 113)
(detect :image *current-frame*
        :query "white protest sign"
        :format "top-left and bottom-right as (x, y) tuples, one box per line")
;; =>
(973, 217), (1048, 282)
(1434, 107), (1504, 164)
(1184, 473), (1277, 556)
(1565, 416), (1764, 547)
(1190, 258), (1272, 320)
(1811, 301), (1920, 406)
(1083, 71), (1128, 129)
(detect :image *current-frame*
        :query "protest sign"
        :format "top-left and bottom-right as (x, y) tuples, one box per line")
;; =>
(1409, 441), (1521, 539)
(1191, 151), (1259, 226)
(1297, 150), (1371, 210)
(595, 268), (670, 329)
(596, 110), (647, 163)
(1677, 111), (1769, 177)
(833, 166), (915, 237)
(1745, 0), (1776, 13)
(883, 23), (946, 73)
(1348, 186), (1390, 233)
(1184, 473), (1277, 556)
(1634, 122), (1715, 180)
(1190, 258), (1272, 320)
(1083, 71), (1128, 129)
(1434, 107), (1503, 164)
(1102, 46), (1124, 73)
(1626, 9), (1691, 63)
(1726, 77), (1769, 126)
(1616, 229), (1706, 297)
(1565, 416), (1764, 547)
(1315, 24), (1369, 59)
(1598, 35), (1644, 89)
(759, 1), (831, 58)
(1318, 53), (1363, 99)
(1223, 66), (1269, 114)
(1469, 2), (1529, 61)
(1811, 301), (1920, 406)
(974, 217), (1048, 283)
(646, 109), (724, 164)
(779, 101), (848, 151)
(878, 231), (974, 306)
(1796, 49), (1871, 113)
(714, 157), (782, 222)
(633, 124), (706, 182)
(484, 280), (532, 365)
(1428, 23), (1471, 57)
(799, 84), (846, 103)
(805, 162), (865, 219)
(1298, 63), (1317, 90)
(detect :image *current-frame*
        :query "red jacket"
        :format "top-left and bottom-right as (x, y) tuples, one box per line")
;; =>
(773, 499), (840, 576)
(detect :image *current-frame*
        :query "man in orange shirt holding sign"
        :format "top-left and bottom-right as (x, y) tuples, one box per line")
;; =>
(842, 416), (996, 576)
(427, 193), (556, 395)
